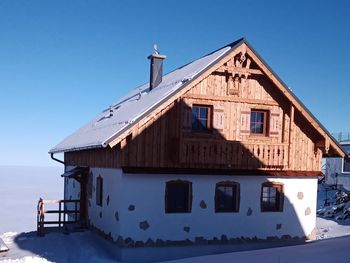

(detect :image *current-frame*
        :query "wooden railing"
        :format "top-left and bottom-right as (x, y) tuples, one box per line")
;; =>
(180, 138), (288, 169)
(37, 198), (80, 236)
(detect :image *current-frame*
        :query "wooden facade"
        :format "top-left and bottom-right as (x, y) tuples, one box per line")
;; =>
(65, 43), (342, 173)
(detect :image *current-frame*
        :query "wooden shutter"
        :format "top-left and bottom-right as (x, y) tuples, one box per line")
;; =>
(269, 109), (281, 137)
(213, 105), (225, 131)
(182, 104), (192, 132)
(240, 108), (251, 135)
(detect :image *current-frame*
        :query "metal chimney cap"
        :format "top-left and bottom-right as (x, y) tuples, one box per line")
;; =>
(147, 43), (166, 59)
(148, 53), (166, 60)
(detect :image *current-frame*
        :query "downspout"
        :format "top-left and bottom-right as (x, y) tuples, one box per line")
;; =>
(50, 153), (65, 165)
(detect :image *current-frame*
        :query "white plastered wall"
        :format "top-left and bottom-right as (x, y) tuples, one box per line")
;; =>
(81, 169), (317, 242)
(118, 174), (317, 241)
(64, 165), (81, 215)
(87, 168), (123, 240)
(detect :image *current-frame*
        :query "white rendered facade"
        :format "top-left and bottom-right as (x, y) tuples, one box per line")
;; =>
(64, 167), (317, 243)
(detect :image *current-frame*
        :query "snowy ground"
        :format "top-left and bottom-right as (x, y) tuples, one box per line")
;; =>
(0, 231), (118, 263)
(2, 217), (350, 263)
(2, 168), (350, 262)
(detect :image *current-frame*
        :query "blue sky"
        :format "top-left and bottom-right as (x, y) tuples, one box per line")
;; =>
(0, 0), (349, 166)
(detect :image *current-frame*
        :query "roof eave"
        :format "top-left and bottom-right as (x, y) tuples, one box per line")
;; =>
(49, 144), (104, 154)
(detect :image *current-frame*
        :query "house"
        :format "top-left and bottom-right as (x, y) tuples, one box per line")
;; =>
(49, 38), (345, 261)
(325, 132), (350, 190)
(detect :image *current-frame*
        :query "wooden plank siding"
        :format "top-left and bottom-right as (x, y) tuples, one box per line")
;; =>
(65, 53), (324, 173)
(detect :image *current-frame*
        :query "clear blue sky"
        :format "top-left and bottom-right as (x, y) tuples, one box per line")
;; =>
(1, 0), (349, 166)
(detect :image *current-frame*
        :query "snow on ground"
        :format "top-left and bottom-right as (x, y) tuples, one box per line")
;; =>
(166, 235), (350, 263)
(0, 230), (118, 263)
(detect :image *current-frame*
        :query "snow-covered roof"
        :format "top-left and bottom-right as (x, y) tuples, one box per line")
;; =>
(49, 39), (244, 153)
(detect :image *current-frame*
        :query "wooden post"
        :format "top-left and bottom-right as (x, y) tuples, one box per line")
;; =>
(288, 105), (295, 169)
(75, 201), (78, 222)
(37, 198), (45, 236)
(58, 201), (61, 228)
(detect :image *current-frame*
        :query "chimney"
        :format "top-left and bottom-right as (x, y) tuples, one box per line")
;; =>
(148, 44), (166, 90)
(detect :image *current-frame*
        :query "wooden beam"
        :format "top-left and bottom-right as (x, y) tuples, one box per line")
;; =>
(122, 166), (321, 177)
(183, 93), (279, 106)
(288, 105), (294, 169)
(315, 138), (330, 154)
(215, 65), (263, 75)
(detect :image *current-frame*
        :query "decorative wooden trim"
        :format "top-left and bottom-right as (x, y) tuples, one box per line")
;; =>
(183, 93), (279, 106)
(123, 167), (321, 177)
(215, 66), (263, 75)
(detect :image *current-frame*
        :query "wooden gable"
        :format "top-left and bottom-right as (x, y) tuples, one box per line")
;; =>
(65, 41), (345, 174)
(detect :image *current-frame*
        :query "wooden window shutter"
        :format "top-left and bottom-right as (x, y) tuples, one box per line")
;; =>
(213, 105), (225, 131)
(240, 108), (251, 135)
(269, 109), (281, 137)
(182, 104), (192, 132)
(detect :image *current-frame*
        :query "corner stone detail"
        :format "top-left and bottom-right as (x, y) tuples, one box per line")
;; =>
(199, 200), (207, 209)
(128, 205), (135, 211)
(139, 220), (150, 230)
(305, 207), (311, 216)
(246, 207), (253, 216)
(297, 192), (304, 200)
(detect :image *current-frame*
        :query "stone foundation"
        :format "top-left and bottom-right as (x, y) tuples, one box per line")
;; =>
(89, 224), (308, 249)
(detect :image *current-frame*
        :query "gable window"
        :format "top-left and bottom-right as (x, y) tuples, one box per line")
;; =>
(215, 182), (240, 212)
(96, 176), (103, 207)
(261, 182), (284, 212)
(165, 180), (192, 213)
(192, 105), (211, 131)
(250, 110), (268, 135)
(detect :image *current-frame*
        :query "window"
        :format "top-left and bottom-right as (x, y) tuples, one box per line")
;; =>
(192, 105), (211, 131)
(250, 110), (268, 135)
(215, 182), (240, 212)
(261, 182), (284, 212)
(96, 176), (103, 207)
(165, 180), (192, 213)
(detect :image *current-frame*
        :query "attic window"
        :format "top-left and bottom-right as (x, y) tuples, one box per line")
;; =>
(250, 110), (268, 135)
(192, 105), (212, 132)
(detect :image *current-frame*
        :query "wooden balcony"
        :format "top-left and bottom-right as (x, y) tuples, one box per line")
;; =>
(179, 138), (288, 170)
